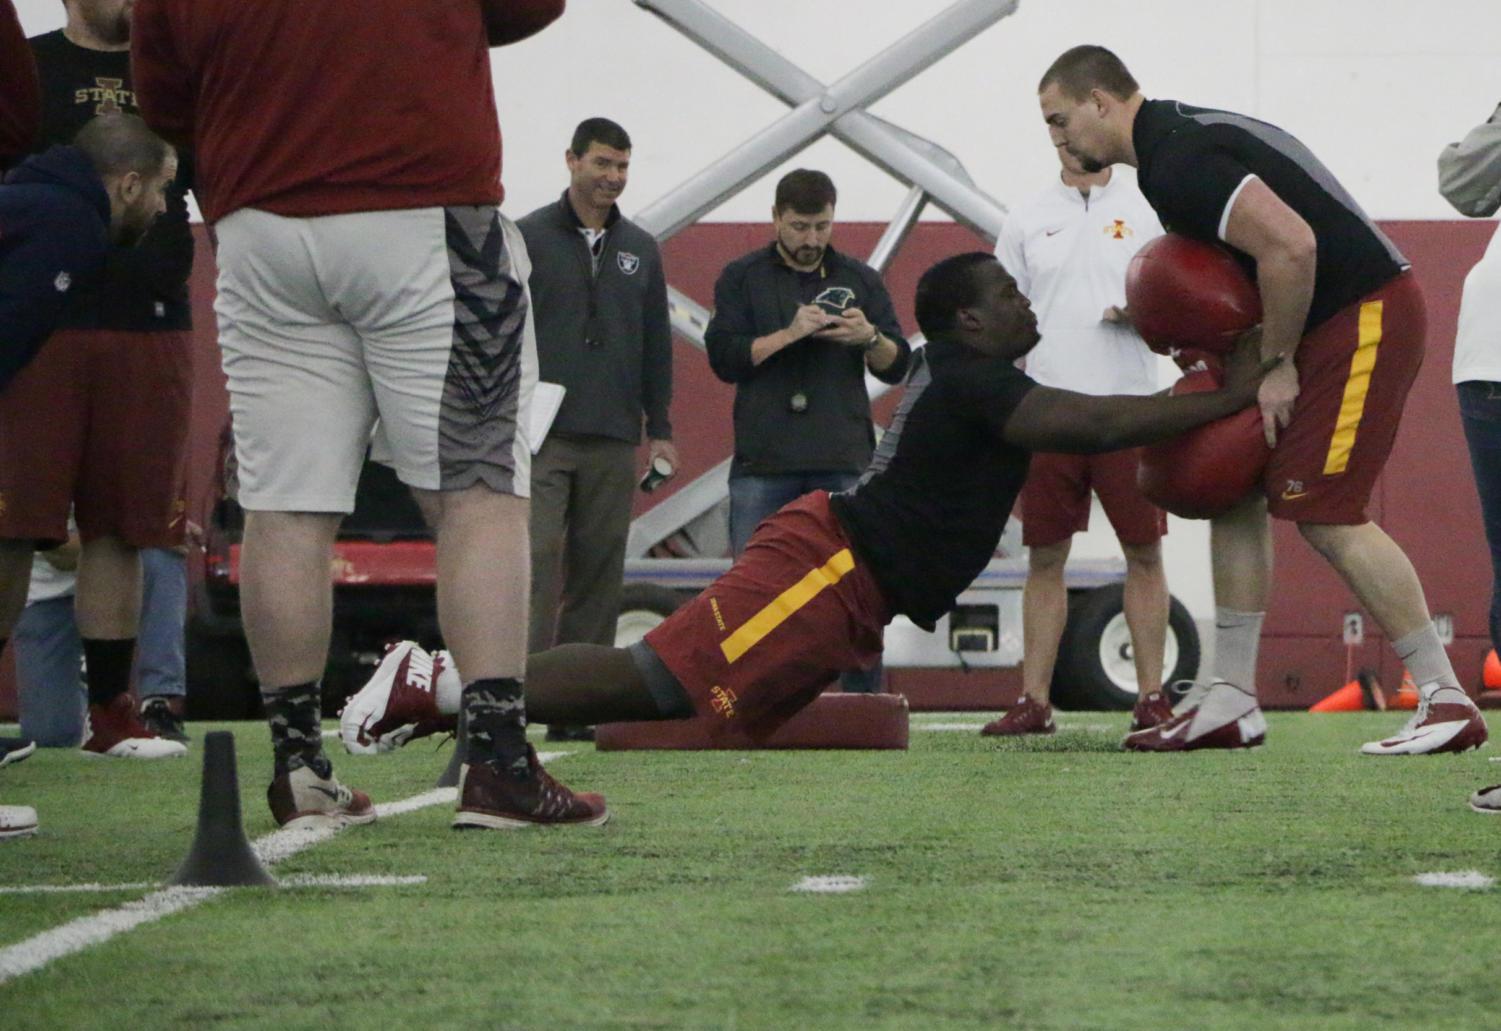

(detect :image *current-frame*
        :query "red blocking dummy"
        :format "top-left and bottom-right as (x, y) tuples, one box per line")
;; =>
(1139, 369), (1270, 519)
(1126, 234), (1262, 356)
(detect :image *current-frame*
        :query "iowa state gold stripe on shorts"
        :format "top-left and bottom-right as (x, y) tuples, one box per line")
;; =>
(719, 549), (856, 664)
(1323, 299), (1384, 476)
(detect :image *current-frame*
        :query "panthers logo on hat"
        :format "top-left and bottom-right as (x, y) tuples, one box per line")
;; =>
(813, 286), (856, 313)
(617, 251), (640, 275)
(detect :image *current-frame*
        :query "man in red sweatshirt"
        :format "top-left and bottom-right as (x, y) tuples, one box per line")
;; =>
(0, 0), (38, 171)
(132, 0), (607, 830)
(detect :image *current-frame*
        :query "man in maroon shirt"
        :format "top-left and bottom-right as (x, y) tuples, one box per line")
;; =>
(133, 0), (607, 830)
(0, 0), (38, 170)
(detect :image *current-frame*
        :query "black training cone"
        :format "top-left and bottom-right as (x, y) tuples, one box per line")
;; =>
(170, 731), (277, 887)
(435, 708), (468, 788)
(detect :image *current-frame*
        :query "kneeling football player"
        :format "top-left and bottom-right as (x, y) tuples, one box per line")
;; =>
(343, 253), (1277, 755)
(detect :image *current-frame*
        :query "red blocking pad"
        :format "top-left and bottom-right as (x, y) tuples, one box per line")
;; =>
(595, 692), (909, 751)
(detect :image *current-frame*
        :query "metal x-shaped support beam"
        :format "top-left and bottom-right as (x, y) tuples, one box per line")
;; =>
(632, 0), (1015, 243)
(624, 0), (1018, 556)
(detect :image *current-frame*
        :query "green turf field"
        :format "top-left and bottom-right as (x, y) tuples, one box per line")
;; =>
(1, 711), (1497, 1030)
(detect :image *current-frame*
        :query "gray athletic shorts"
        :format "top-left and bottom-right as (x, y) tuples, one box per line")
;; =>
(214, 205), (537, 512)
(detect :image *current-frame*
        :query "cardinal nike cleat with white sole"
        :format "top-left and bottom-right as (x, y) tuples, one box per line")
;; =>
(1122, 680), (1266, 752)
(341, 641), (453, 754)
(1359, 688), (1488, 756)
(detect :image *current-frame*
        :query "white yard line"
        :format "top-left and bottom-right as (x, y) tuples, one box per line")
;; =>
(1413, 871), (1495, 890)
(0, 874), (427, 895)
(0, 883), (157, 895)
(913, 721), (1118, 733)
(0, 750), (575, 984)
(791, 875), (869, 894)
(273, 874), (428, 889)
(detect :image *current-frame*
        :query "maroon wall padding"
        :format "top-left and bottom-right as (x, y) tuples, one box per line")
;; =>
(1, 219), (1491, 718)
(595, 691), (909, 750)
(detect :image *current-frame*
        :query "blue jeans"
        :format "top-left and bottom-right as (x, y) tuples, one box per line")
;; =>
(14, 596), (85, 746)
(13, 547), (188, 746)
(728, 471), (883, 693)
(136, 548), (188, 701)
(1460, 381), (1501, 654)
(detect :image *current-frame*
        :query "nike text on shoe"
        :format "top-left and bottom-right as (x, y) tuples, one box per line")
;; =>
(0, 805), (38, 839)
(1130, 691), (1175, 732)
(267, 765), (376, 830)
(340, 641), (454, 754)
(980, 696), (1056, 737)
(1122, 681), (1266, 752)
(82, 695), (188, 759)
(453, 746), (608, 829)
(1360, 689), (1488, 756)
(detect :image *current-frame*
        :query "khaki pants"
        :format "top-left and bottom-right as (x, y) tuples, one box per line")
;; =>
(528, 434), (637, 652)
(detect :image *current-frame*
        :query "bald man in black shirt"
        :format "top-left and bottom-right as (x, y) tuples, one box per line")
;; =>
(1036, 45), (1486, 756)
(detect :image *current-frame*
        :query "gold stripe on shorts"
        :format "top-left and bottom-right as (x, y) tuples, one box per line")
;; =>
(719, 549), (856, 665)
(1323, 300), (1384, 476)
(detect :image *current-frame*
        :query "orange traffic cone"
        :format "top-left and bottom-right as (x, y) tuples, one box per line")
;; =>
(1484, 649), (1501, 691)
(1310, 679), (1367, 713)
(1310, 669), (1395, 713)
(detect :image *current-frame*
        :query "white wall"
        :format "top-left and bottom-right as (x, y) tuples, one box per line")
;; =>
(16, 1), (1501, 220)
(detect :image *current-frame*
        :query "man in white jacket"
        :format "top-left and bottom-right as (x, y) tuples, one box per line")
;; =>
(986, 145), (1175, 735)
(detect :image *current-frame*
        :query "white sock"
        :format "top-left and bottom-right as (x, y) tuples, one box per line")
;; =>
(1393, 623), (1463, 699)
(435, 651), (463, 716)
(1213, 607), (1265, 696)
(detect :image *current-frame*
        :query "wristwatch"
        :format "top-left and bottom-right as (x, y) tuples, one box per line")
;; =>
(861, 330), (882, 352)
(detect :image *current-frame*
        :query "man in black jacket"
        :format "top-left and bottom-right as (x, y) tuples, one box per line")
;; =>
(705, 168), (909, 693)
(515, 118), (673, 738)
(0, 113), (177, 771)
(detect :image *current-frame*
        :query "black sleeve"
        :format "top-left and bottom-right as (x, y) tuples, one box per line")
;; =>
(859, 267), (911, 384)
(1150, 139), (1256, 241)
(640, 240), (673, 440)
(704, 262), (759, 384)
(966, 359), (1038, 441)
(0, 208), (101, 388)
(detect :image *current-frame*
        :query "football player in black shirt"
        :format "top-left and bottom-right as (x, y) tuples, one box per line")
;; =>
(341, 253), (1276, 755)
(1035, 45), (1486, 755)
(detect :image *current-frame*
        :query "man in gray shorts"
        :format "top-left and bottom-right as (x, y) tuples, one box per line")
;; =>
(133, 0), (607, 829)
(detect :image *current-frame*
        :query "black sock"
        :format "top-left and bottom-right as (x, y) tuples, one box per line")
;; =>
(82, 638), (136, 707)
(462, 677), (529, 776)
(261, 681), (330, 777)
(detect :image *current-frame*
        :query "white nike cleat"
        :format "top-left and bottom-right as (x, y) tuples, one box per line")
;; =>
(340, 641), (451, 754)
(1360, 687), (1488, 756)
(1123, 680), (1266, 752)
